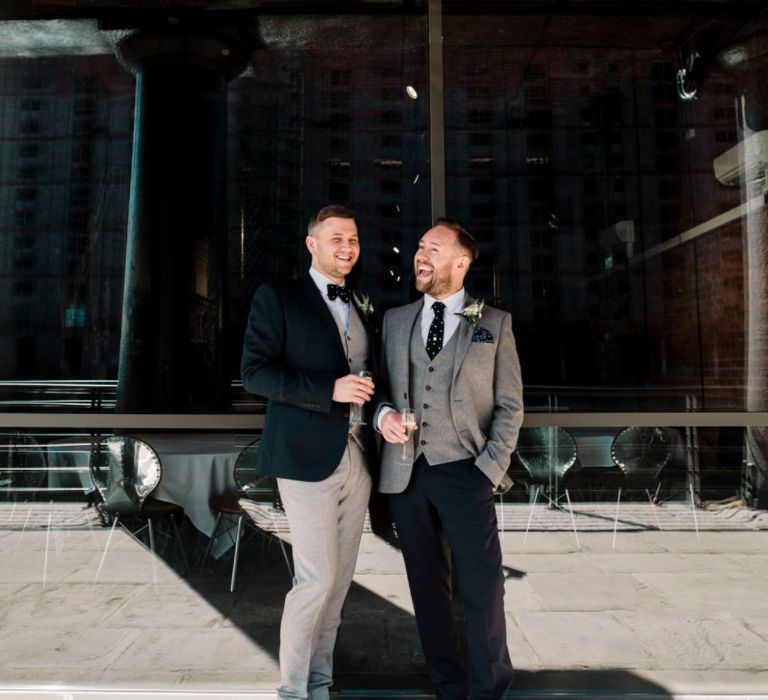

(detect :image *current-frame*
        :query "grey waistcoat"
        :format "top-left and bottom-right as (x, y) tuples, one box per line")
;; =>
(409, 317), (472, 465)
(331, 304), (370, 451)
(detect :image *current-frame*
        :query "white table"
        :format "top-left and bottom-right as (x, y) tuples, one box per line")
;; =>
(131, 432), (254, 537)
(46, 432), (259, 557)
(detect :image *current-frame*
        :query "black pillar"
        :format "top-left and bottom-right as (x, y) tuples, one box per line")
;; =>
(115, 31), (249, 412)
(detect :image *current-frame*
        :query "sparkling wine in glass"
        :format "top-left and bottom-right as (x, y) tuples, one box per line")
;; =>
(350, 370), (373, 425)
(400, 408), (417, 460)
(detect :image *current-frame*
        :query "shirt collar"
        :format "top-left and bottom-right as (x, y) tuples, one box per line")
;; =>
(423, 288), (465, 314)
(309, 266), (345, 299)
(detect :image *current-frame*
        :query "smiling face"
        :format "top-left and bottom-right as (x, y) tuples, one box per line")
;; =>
(413, 224), (470, 299)
(306, 216), (360, 283)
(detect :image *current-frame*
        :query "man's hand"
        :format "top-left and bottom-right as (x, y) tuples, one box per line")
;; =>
(380, 410), (412, 444)
(333, 374), (375, 404)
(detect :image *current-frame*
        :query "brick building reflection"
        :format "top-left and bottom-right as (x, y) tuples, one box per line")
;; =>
(0, 37), (755, 418)
(0, 55), (133, 379)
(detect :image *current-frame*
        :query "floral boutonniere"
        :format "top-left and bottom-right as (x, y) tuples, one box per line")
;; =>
(456, 298), (484, 328)
(352, 291), (375, 319)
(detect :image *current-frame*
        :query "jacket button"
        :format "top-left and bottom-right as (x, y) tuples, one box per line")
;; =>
(425, 385), (431, 391)
(422, 421), (428, 428)
(423, 403), (429, 409)
(428, 367), (434, 372)
(420, 440), (426, 446)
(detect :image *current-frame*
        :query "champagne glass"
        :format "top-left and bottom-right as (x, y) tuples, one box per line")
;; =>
(400, 408), (417, 460)
(350, 370), (373, 425)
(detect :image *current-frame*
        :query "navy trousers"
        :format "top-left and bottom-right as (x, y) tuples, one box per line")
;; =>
(389, 455), (513, 700)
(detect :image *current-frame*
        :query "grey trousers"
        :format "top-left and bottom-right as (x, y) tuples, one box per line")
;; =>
(276, 438), (371, 700)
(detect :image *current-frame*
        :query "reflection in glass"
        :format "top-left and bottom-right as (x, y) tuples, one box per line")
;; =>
(0, 50), (134, 381)
(89, 436), (161, 510)
(227, 15), (430, 376)
(516, 426), (577, 483)
(443, 14), (756, 413)
(610, 426), (672, 493)
(0, 433), (46, 492)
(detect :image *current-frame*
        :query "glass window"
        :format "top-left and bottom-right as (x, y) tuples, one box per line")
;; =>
(0, 52), (134, 381)
(444, 12), (755, 413)
(227, 15), (430, 375)
(0, 9), (766, 698)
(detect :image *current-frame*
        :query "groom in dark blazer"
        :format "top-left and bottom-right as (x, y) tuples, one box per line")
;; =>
(377, 219), (523, 700)
(241, 205), (376, 700)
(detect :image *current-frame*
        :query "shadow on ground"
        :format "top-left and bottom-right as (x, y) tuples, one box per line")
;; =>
(156, 516), (676, 697)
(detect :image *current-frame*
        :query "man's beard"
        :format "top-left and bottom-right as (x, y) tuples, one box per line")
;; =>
(415, 268), (453, 297)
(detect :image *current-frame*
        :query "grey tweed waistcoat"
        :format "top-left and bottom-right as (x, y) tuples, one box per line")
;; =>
(409, 316), (473, 465)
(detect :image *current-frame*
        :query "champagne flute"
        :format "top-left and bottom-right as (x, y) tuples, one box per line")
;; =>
(350, 370), (373, 425)
(400, 408), (417, 460)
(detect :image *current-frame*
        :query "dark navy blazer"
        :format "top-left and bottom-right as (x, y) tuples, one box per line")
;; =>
(240, 274), (377, 481)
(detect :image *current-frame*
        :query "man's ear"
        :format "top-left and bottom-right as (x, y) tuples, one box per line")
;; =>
(305, 235), (315, 255)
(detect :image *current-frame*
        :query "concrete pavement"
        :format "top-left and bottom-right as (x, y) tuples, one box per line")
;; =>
(0, 501), (767, 699)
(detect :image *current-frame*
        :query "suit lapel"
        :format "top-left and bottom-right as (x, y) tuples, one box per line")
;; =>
(299, 275), (345, 356)
(452, 294), (474, 382)
(392, 300), (423, 398)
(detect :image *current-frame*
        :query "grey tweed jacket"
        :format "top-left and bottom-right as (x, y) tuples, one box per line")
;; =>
(377, 296), (524, 494)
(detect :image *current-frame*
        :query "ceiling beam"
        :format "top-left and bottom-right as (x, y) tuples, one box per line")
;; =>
(0, 0), (763, 22)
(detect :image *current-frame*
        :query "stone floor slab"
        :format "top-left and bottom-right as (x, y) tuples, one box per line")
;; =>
(516, 611), (655, 667)
(722, 551), (768, 574)
(0, 549), (100, 585)
(504, 552), (602, 574)
(345, 573), (416, 617)
(0, 527), (137, 552)
(646, 531), (768, 553)
(503, 576), (548, 614)
(612, 610), (768, 669)
(108, 628), (275, 671)
(504, 613), (544, 670)
(584, 551), (747, 574)
(525, 572), (670, 612)
(638, 572), (768, 615)
(99, 584), (229, 629)
(63, 549), (184, 585)
(0, 628), (140, 670)
(1, 529), (768, 696)
(500, 531), (581, 553)
(0, 582), (141, 629)
(568, 532), (670, 553)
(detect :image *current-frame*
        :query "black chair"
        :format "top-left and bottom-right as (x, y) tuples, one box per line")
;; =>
(610, 427), (672, 498)
(200, 438), (292, 592)
(515, 426), (578, 506)
(90, 436), (189, 576)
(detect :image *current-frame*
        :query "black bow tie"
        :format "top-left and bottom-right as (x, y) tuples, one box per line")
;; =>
(327, 284), (351, 303)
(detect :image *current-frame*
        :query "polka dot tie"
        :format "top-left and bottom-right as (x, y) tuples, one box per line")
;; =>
(426, 301), (446, 360)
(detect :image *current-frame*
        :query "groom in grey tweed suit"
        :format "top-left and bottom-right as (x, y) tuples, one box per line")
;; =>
(377, 219), (523, 700)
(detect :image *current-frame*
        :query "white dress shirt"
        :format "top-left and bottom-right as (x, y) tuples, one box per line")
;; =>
(309, 266), (350, 330)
